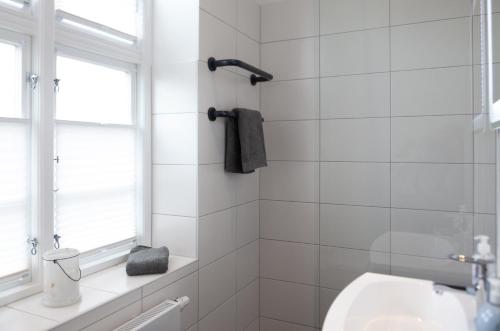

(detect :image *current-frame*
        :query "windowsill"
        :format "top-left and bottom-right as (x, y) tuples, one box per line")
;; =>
(0, 255), (198, 331)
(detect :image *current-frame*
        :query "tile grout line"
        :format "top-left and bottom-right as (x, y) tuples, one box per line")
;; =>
(260, 13), (499, 45)
(317, 0), (322, 325)
(389, 0), (393, 275)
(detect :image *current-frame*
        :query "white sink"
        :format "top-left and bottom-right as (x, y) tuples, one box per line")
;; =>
(322, 273), (476, 331)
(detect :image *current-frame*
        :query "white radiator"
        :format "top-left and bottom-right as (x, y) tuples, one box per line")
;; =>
(115, 296), (190, 331)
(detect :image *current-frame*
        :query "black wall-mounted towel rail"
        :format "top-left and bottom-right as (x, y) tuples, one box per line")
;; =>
(208, 57), (273, 85)
(208, 107), (264, 122)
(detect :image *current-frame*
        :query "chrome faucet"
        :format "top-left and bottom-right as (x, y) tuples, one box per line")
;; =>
(433, 253), (495, 309)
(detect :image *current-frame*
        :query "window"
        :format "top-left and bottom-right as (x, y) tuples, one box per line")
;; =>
(0, 0), (150, 302)
(55, 0), (139, 44)
(54, 53), (138, 254)
(0, 0), (29, 10)
(0, 30), (32, 286)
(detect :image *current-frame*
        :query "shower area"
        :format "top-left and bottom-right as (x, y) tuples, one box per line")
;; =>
(257, 0), (499, 329)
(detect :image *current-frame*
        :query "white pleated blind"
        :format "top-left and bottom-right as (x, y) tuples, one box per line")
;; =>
(0, 122), (29, 278)
(55, 0), (138, 36)
(55, 124), (136, 253)
(0, 36), (30, 280)
(55, 55), (137, 254)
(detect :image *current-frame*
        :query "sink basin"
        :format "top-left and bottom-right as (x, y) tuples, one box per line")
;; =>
(322, 273), (476, 331)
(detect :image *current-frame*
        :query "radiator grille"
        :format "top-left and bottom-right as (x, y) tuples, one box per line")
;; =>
(115, 300), (178, 331)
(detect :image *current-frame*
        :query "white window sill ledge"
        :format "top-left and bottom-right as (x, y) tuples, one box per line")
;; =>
(0, 255), (198, 331)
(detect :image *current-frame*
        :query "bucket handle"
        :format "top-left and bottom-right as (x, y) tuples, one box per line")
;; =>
(53, 259), (82, 282)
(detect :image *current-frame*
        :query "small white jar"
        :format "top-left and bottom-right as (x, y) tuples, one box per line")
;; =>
(42, 248), (81, 307)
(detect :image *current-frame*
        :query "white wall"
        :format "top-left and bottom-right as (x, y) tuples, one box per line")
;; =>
(152, 0), (261, 330)
(259, 0), (499, 330)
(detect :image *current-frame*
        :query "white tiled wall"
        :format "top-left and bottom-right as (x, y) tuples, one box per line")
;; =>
(151, 0), (261, 330)
(259, 0), (498, 329)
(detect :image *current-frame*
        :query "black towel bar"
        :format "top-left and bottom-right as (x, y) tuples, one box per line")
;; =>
(208, 107), (264, 122)
(207, 57), (273, 85)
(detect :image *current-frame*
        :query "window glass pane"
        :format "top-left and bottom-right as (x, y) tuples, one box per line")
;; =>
(55, 0), (138, 36)
(56, 55), (133, 125)
(0, 122), (29, 278)
(55, 124), (136, 253)
(0, 42), (22, 118)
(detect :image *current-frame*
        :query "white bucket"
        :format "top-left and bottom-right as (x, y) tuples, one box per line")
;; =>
(42, 248), (81, 307)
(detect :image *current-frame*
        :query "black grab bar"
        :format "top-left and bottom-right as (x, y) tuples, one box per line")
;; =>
(207, 57), (273, 85)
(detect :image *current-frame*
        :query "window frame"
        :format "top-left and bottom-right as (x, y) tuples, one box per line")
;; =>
(54, 46), (141, 274)
(0, 0), (151, 305)
(0, 27), (38, 303)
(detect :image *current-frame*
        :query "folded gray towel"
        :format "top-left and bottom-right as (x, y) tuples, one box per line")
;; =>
(225, 108), (267, 174)
(126, 245), (169, 276)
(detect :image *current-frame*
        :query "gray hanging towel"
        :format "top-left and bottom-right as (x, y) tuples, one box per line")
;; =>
(225, 108), (267, 174)
(126, 245), (169, 276)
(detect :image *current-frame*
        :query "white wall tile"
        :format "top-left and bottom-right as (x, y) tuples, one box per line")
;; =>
(391, 209), (473, 259)
(236, 201), (260, 248)
(260, 278), (319, 327)
(261, 79), (320, 121)
(199, 10), (237, 61)
(198, 296), (237, 331)
(198, 164), (236, 215)
(260, 161), (319, 202)
(474, 164), (496, 214)
(320, 118), (390, 162)
(391, 18), (471, 70)
(238, 0), (260, 41)
(390, 0), (471, 25)
(153, 113), (197, 165)
(261, 0), (319, 42)
(153, 0), (198, 65)
(234, 170), (260, 204)
(320, 28), (389, 76)
(236, 280), (259, 331)
(264, 120), (319, 161)
(142, 272), (199, 331)
(260, 200), (319, 244)
(391, 115), (473, 163)
(391, 67), (473, 116)
(199, 253), (237, 318)
(236, 240), (259, 290)
(199, 208), (237, 267)
(153, 61), (198, 114)
(152, 165), (197, 217)
(320, 162), (390, 207)
(320, 0), (389, 34)
(261, 37), (319, 80)
(320, 205), (389, 252)
(198, 112), (225, 164)
(260, 239), (319, 285)
(237, 32), (260, 70)
(320, 73), (390, 119)
(260, 318), (317, 331)
(198, 61), (238, 114)
(319, 288), (340, 326)
(391, 163), (473, 212)
(236, 74), (260, 110)
(200, 0), (237, 26)
(152, 214), (198, 258)
(245, 318), (259, 331)
(474, 120), (497, 164)
(319, 246), (390, 290)
(391, 254), (470, 286)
